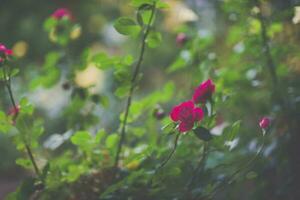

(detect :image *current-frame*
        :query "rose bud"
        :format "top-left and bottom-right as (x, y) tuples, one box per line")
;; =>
(259, 117), (271, 129)
(51, 8), (73, 20)
(193, 79), (215, 104)
(176, 33), (188, 47)
(153, 107), (165, 120)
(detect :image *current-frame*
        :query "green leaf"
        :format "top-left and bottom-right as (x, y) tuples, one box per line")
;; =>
(193, 127), (213, 141)
(114, 17), (141, 37)
(246, 171), (257, 179)
(227, 120), (241, 141)
(79, 48), (91, 70)
(114, 85), (131, 98)
(167, 55), (188, 73)
(122, 54), (134, 66)
(131, 0), (155, 7)
(105, 134), (119, 149)
(64, 164), (88, 183)
(71, 131), (92, 152)
(10, 68), (20, 77)
(44, 17), (58, 31)
(146, 31), (162, 48)
(157, 1), (169, 9)
(100, 95), (110, 108)
(95, 129), (106, 144)
(0, 111), (12, 133)
(92, 52), (116, 70)
(19, 97), (34, 115)
(140, 10), (154, 25)
(16, 158), (32, 169)
(44, 51), (61, 69)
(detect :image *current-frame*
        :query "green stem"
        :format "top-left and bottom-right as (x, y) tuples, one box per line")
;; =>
(25, 143), (41, 178)
(114, 3), (156, 168)
(187, 142), (209, 188)
(2, 67), (41, 179)
(156, 132), (181, 171)
(148, 132), (181, 186)
(209, 135), (265, 198)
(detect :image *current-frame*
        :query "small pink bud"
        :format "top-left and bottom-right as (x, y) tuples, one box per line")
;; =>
(0, 44), (6, 51)
(259, 117), (270, 129)
(153, 108), (165, 120)
(51, 8), (73, 20)
(0, 42), (13, 62)
(176, 33), (187, 46)
(8, 105), (20, 117)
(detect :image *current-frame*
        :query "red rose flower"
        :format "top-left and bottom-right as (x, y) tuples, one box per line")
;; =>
(259, 117), (270, 129)
(51, 8), (73, 20)
(170, 100), (204, 132)
(193, 79), (215, 104)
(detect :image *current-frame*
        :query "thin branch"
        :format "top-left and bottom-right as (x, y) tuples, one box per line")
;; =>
(148, 132), (181, 187)
(114, 3), (156, 168)
(209, 135), (266, 198)
(186, 142), (209, 189)
(2, 66), (41, 179)
(156, 132), (181, 171)
(25, 143), (41, 177)
(255, 0), (278, 86)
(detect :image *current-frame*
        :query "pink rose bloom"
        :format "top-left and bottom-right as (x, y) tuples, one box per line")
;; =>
(176, 33), (187, 46)
(0, 43), (13, 55)
(259, 117), (270, 129)
(193, 79), (215, 104)
(51, 8), (72, 20)
(0, 43), (13, 62)
(170, 100), (204, 132)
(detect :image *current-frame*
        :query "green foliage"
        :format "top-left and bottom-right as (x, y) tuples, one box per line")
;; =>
(1, 0), (299, 199)
(114, 17), (141, 37)
(193, 127), (213, 141)
(146, 31), (162, 48)
(30, 51), (61, 89)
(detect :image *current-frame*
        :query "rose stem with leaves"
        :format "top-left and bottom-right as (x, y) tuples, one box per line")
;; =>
(2, 66), (41, 179)
(114, 3), (157, 168)
(185, 142), (208, 189)
(209, 134), (266, 199)
(148, 132), (181, 187)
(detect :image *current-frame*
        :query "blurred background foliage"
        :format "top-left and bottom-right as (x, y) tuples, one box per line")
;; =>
(1, 0), (300, 199)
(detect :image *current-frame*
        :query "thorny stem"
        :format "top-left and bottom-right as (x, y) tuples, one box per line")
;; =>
(114, 3), (156, 168)
(209, 135), (266, 199)
(2, 66), (42, 179)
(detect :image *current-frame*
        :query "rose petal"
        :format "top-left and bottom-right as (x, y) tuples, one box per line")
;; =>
(193, 79), (215, 104)
(193, 107), (204, 121)
(170, 105), (181, 121)
(5, 49), (13, 56)
(0, 44), (6, 51)
(259, 117), (270, 129)
(170, 100), (194, 122)
(178, 121), (194, 132)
